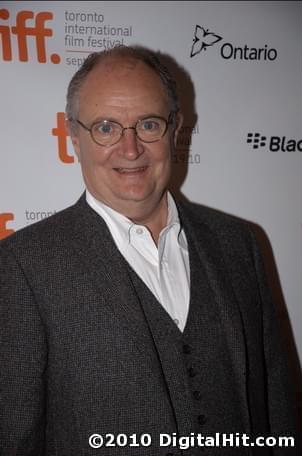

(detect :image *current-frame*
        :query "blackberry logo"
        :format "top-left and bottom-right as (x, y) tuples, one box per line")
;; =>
(247, 132), (302, 152)
(247, 133), (267, 149)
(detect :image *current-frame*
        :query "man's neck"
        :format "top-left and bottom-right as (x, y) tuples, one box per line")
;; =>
(129, 193), (168, 246)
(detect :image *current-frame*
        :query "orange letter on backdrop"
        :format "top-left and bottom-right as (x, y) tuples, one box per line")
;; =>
(52, 112), (75, 163)
(11, 11), (34, 61)
(0, 213), (14, 240)
(34, 12), (53, 63)
(0, 9), (12, 61)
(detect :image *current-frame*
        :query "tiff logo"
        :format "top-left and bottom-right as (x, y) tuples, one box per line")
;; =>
(52, 112), (76, 163)
(247, 132), (267, 149)
(0, 8), (60, 63)
(0, 213), (14, 240)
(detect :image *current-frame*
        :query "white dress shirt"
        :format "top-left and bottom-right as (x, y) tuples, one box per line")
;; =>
(86, 190), (190, 332)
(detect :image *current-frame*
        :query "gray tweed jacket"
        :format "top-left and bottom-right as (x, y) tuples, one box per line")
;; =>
(0, 194), (300, 455)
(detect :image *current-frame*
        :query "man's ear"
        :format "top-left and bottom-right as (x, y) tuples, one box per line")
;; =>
(65, 118), (81, 161)
(173, 111), (184, 147)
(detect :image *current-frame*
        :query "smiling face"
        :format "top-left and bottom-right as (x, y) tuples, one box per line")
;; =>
(69, 56), (182, 223)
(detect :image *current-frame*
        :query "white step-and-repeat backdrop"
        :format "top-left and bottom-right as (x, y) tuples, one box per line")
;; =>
(1, 1), (301, 404)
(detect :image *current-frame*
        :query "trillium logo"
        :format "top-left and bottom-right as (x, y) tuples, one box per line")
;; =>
(190, 25), (222, 57)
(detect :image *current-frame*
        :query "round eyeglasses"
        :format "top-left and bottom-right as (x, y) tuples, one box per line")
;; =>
(73, 113), (173, 147)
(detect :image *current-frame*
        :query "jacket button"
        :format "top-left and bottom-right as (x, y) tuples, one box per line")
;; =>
(187, 366), (197, 377)
(197, 414), (206, 425)
(193, 390), (201, 400)
(183, 343), (192, 354)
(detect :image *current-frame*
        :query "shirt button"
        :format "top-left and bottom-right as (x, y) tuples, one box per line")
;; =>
(197, 414), (207, 425)
(183, 344), (192, 354)
(193, 390), (202, 400)
(136, 227), (143, 235)
(174, 318), (179, 326)
(187, 366), (197, 377)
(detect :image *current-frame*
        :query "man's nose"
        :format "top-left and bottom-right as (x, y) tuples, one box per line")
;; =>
(118, 127), (143, 159)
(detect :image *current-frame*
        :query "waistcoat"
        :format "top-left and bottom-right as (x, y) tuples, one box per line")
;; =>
(125, 228), (254, 455)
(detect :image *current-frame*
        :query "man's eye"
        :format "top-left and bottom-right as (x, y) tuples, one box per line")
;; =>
(141, 120), (159, 131)
(96, 122), (113, 134)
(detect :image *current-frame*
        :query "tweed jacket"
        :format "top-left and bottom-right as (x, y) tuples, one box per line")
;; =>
(0, 194), (300, 455)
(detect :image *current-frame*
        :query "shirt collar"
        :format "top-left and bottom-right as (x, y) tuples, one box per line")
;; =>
(86, 190), (185, 248)
(86, 190), (132, 245)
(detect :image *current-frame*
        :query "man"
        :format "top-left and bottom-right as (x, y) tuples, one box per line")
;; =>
(0, 46), (300, 455)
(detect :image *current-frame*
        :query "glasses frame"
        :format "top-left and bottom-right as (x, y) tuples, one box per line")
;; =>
(73, 112), (174, 147)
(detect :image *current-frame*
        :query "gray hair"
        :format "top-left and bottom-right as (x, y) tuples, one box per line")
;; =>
(66, 45), (180, 131)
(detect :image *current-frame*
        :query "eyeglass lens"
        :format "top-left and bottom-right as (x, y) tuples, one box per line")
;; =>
(91, 116), (168, 146)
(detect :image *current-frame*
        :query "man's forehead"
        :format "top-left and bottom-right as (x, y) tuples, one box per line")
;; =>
(79, 55), (169, 110)
(92, 56), (147, 77)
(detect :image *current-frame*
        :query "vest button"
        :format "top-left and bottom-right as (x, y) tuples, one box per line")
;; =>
(197, 414), (207, 425)
(183, 343), (192, 354)
(193, 390), (202, 400)
(187, 366), (197, 377)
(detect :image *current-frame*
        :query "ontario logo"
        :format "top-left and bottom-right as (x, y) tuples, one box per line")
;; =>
(247, 132), (302, 152)
(0, 8), (60, 63)
(0, 213), (15, 240)
(190, 24), (277, 61)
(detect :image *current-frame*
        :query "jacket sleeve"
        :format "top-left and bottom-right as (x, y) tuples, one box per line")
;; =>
(0, 242), (47, 455)
(249, 229), (302, 453)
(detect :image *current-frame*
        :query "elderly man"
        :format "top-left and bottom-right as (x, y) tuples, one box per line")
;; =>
(0, 46), (300, 455)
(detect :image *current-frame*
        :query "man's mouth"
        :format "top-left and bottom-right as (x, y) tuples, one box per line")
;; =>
(114, 166), (148, 174)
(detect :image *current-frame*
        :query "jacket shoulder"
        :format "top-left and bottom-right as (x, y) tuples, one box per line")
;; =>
(179, 200), (252, 237)
(0, 202), (79, 255)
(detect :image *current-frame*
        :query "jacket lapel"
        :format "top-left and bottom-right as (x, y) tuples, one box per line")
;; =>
(67, 194), (155, 363)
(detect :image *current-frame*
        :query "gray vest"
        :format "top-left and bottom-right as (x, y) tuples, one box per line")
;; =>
(125, 233), (254, 456)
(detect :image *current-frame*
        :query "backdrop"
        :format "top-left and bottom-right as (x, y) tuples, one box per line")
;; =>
(1, 0), (301, 409)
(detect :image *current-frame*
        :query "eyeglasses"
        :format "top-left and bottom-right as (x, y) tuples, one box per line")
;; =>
(74, 112), (174, 147)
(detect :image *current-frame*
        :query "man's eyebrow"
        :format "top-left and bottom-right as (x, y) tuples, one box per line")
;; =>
(90, 115), (121, 124)
(90, 113), (167, 124)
